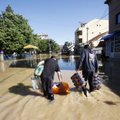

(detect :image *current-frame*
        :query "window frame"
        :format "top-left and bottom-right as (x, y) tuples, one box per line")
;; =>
(116, 12), (120, 24)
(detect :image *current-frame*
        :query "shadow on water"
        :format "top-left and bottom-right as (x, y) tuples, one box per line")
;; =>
(101, 59), (120, 97)
(9, 83), (43, 97)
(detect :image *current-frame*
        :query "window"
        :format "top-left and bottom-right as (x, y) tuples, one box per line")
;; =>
(111, 42), (114, 52)
(115, 35), (120, 52)
(116, 13), (120, 24)
(77, 31), (82, 36)
(78, 38), (82, 43)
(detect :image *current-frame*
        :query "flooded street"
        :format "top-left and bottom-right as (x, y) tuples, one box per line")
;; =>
(102, 59), (120, 96)
(0, 56), (120, 120)
(0, 55), (120, 96)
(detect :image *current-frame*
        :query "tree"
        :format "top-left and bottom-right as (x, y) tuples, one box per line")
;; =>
(38, 40), (49, 53)
(38, 39), (60, 53)
(62, 42), (71, 54)
(0, 5), (33, 53)
(49, 39), (60, 53)
(0, 5), (60, 54)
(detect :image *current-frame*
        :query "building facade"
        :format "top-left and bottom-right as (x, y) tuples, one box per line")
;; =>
(75, 19), (108, 45)
(103, 0), (120, 58)
(74, 19), (108, 54)
(105, 0), (120, 33)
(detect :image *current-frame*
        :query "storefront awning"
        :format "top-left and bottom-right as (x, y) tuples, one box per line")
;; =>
(101, 31), (120, 41)
(100, 33), (114, 41)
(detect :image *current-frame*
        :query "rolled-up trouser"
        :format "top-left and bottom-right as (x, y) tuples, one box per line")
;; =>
(41, 77), (53, 95)
(82, 71), (94, 91)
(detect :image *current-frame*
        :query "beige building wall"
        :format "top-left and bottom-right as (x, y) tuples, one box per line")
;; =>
(75, 19), (108, 45)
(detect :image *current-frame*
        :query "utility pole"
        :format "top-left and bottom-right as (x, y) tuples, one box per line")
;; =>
(86, 27), (89, 43)
(49, 39), (52, 57)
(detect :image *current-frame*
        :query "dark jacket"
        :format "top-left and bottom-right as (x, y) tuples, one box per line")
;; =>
(41, 58), (60, 80)
(78, 48), (98, 73)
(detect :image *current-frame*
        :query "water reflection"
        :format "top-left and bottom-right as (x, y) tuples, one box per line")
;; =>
(58, 55), (76, 70)
(102, 60), (120, 96)
(1, 55), (102, 71)
(1, 56), (120, 86)
(8, 55), (79, 70)
(10, 58), (40, 68)
(0, 62), (6, 72)
(102, 60), (120, 84)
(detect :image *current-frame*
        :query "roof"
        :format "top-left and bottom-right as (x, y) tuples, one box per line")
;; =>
(89, 32), (108, 42)
(101, 33), (114, 40)
(101, 31), (120, 40)
(88, 32), (108, 47)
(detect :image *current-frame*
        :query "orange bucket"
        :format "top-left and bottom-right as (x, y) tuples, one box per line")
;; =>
(52, 82), (70, 95)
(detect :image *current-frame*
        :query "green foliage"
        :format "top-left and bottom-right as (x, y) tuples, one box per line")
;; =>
(38, 39), (60, 53)
(62, 41), (73, 54)
(49, 39), (60, 52)
(0, 5), (33, 53)
(62, 41), (71, 51)
(38, 39), (49, 53)
(0, 5), (60, 54)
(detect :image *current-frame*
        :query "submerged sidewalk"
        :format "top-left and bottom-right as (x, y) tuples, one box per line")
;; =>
(0, 67), (120, 120)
